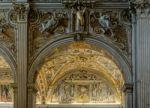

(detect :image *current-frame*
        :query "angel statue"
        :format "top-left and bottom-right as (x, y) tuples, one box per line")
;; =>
(39, 12), (58, 33)
(93, 12), (114, 37)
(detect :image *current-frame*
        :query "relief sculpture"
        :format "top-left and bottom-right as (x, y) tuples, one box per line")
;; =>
(39, 11), (68, 35)
(29, 10), (69, 53)
(91, 12), (114, 37)
(39, 12), (58, 33)
(90, 10), (129, 54)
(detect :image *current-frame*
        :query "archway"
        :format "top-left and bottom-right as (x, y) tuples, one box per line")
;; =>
(0, 45), (16, 108)
(0, 55), (15, 108)
(28, 34), (133, 108)
(27, 38), (130, 107)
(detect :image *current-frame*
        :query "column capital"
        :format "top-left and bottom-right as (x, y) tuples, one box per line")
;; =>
(130, 0), (150, 17)
(12, 2), (29, 22)
(123, 83), (133, 93)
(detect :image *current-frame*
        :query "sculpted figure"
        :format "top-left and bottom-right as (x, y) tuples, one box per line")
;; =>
(93, 12), (114, 37)
(72, 1), (86, 32)
(40, 12), (58, 33)
(76, 6), (86, 31)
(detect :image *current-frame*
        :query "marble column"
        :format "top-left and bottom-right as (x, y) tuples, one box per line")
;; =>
(27, 83), (37, 108)
(15, 3), (29, 108)
(123, 83), (133, 108)
(132, 2), (150, 108)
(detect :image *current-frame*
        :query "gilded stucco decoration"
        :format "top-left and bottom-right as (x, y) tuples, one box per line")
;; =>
(36, 42), (124, 104)
(29, 1), (131, 58)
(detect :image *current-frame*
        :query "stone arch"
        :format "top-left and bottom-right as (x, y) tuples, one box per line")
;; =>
(28, 33), (132, 84)
(0, 43), (17, 83)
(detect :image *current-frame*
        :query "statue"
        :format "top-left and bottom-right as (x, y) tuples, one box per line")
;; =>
(72, 0), (86, 32)
(39, 12), (58, 33)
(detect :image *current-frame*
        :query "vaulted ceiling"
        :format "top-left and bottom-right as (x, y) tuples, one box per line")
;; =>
(36, 42), (124, 103)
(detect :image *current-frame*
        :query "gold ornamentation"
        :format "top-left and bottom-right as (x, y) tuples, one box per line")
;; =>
(36, 42), (124, 104)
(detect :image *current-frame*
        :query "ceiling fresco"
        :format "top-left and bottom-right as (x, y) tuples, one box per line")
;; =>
(36, 42), (124, 104)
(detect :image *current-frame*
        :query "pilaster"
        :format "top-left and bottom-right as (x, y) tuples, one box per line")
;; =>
(11, 83), (18, 108)
(27, 83), (37, 108)
(123, 83), (133, 108)
(132, 1), (150, 108)
(15, 2), (29, 108)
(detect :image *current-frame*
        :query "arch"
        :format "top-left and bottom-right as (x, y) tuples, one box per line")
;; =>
(28, 33), (132, 84)
(0, 42), (17, 83)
